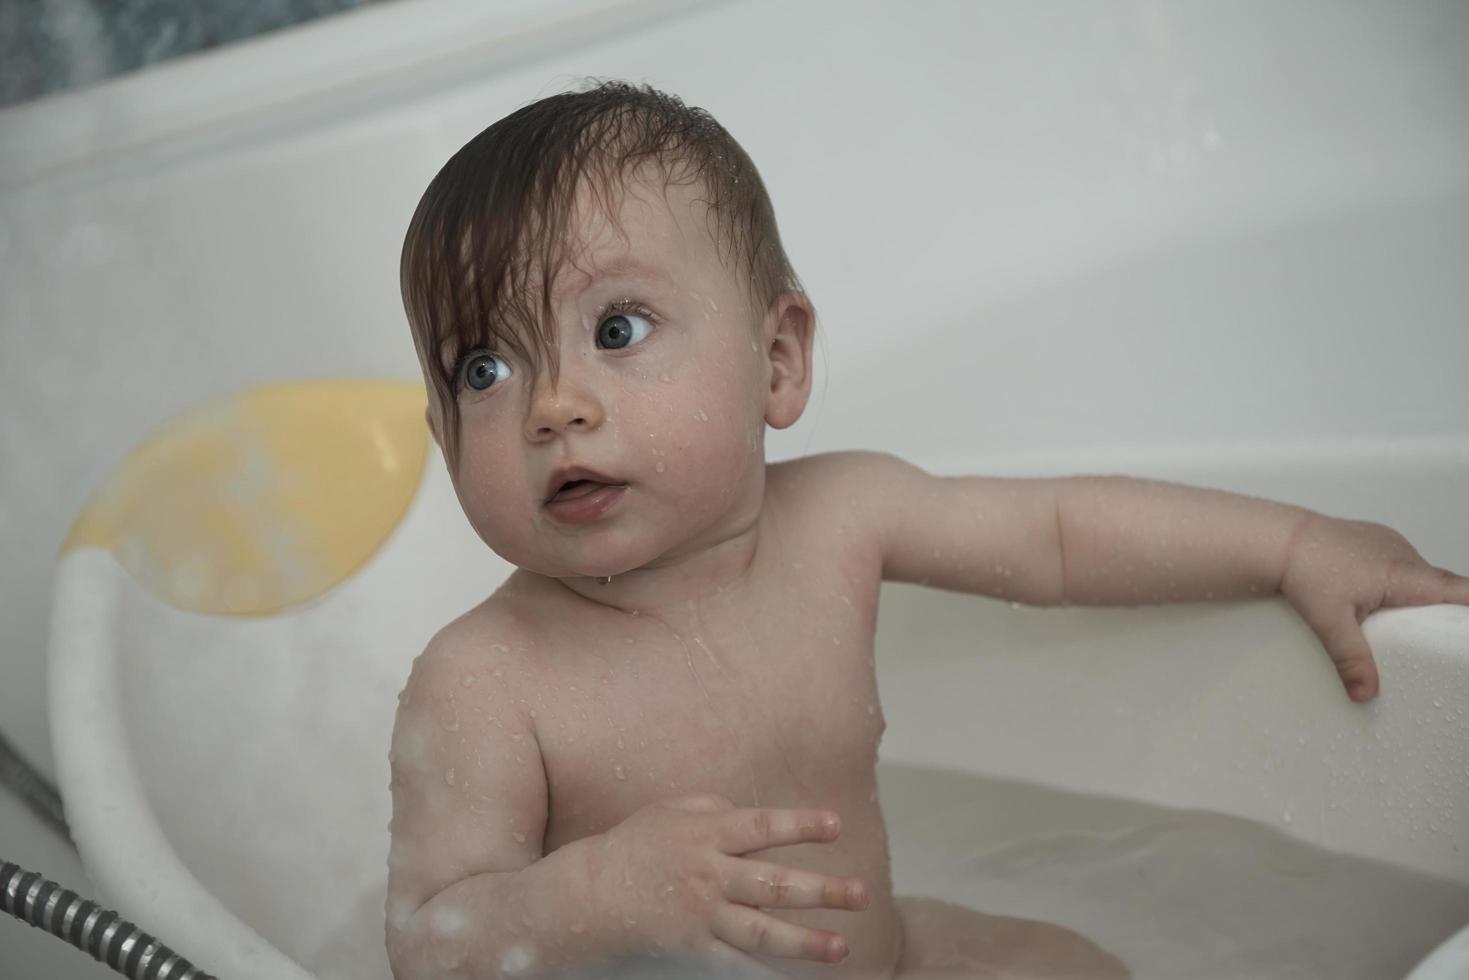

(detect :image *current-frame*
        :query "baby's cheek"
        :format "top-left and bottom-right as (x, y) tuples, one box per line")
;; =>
(456, 447), (533, 545)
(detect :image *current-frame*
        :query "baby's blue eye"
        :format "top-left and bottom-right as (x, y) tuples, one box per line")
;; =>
(461, 351), (512, 391)
(596, 312), (652, 350)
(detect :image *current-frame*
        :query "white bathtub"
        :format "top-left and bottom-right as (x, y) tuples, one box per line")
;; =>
(7, 0), (1469, 977)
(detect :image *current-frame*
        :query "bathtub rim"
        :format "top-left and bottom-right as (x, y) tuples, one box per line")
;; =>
(47, 548), (312, 980)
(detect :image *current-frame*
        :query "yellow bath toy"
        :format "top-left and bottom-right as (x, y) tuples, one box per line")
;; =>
(62, 380), (429, 616)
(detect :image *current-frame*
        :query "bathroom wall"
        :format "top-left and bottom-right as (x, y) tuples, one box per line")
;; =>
(0, 0), (391, 108)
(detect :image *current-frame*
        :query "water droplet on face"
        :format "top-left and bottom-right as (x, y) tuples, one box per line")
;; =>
(529, 709), (537, 719)
(616, 734), (625, 749)
(445, 768), (457, 786)
(656, 461), (665, 473)
(659, 372), (674, 383)
(460, 673), (476, 688)
(614, 765), (627, 780)
(512, 831), (527, 844)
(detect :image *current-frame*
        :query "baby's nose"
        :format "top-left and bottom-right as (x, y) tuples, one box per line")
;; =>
(524, 377), (604, 440)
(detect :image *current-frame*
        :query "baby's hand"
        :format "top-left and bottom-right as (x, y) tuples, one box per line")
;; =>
(587, 793), (868, 974)
(1280, 513), (1469, 702)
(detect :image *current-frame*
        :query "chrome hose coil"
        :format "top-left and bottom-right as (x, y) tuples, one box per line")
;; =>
(1, 860), (215, 979)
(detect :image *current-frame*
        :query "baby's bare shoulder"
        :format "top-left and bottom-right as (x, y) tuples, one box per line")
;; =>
(769, 450), (916, 494)
(401, 581), (548, 710)
(768, 450), (919, 526)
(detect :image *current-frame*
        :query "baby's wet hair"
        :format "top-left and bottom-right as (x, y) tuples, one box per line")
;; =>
(400, 79), (804, 464)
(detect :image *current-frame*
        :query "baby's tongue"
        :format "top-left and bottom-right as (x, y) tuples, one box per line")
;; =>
(553, 480), (608, 502)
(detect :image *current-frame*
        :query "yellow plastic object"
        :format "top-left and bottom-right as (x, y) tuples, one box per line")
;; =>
(62, 380), (430, 616)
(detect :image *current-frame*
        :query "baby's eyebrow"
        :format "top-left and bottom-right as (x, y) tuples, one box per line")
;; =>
(584, 256), (673, 287)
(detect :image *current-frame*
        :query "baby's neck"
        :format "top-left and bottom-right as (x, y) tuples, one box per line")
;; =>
(549, 511), (766, 616)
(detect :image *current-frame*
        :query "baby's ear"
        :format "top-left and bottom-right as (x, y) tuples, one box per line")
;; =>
(763, 292), (816, 430)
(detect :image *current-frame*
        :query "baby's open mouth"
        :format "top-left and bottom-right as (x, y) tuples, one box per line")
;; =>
(542, 465), (629, 513)
(548, 479), (620, 503)
(542, 469), (630, 524)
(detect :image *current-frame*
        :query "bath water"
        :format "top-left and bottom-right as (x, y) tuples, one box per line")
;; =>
(879, 763), (1469, 980)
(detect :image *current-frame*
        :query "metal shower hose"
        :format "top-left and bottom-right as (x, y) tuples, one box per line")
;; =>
(2, 859), (216, 979)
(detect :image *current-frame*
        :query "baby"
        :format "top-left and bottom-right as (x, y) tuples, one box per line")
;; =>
(384, 82), (1469, 980)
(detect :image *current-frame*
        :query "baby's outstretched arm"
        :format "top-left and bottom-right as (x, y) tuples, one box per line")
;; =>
(827, 452), (1469, 703)
(386, 630), (866, 979)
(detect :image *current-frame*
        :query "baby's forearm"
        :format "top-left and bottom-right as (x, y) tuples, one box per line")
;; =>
(388, 835), (624, 980)
(1054, 476), (1310, 606)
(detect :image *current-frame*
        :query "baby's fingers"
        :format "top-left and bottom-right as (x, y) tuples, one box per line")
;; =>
(715, 808), (841, 855)
(1311, 609), (1380, 703)
(1382, 563), (1469, 607)
(721, 858), (868, 911)
(1426, 566), (1469, 606)
(711, 904), (848, 963)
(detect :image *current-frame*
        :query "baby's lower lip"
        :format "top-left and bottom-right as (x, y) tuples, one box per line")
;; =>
(543, 482), (628, 525)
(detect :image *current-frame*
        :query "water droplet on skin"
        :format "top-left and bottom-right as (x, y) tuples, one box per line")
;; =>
(529, 709), (537, 719)
(570, 921), (585, 935)
(445, 768), (457, 786)
(461, 673), (476, 688)
(500, 944), (536, 976)
(694, 409), (709, 422)
(432, 905), (469, 937)
(614, 766), (627, 780)
(387, 897), (416, 929)
(659, 372), (674, 383)
(616, 734), (625, 750)
(512, 831), (527, 844)
(656, 461), (665, 473)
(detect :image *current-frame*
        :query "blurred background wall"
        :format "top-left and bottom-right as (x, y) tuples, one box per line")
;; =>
(0, 0), (397, 108)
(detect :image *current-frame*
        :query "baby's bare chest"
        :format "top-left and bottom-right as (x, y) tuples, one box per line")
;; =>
(527, 578), (885, 851)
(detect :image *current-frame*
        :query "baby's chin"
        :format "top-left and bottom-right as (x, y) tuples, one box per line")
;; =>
(505, 532), (673, 583)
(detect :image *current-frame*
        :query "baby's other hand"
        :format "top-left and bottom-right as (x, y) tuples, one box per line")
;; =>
(1280, 513), (1469, 702)
(587, 793), (867, 974)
